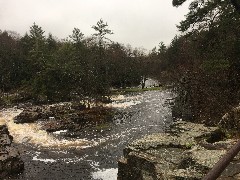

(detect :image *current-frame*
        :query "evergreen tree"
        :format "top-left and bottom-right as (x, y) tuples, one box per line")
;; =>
(92, 19), (114, 95)
(158, 42), (166, 54)
(28, 23), (47, 73)
(92, 19), (113, 49)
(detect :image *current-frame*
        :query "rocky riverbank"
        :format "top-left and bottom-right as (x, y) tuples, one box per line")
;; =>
(0, 102), (114, 178)
(13, 103), (114, 133)
(118, 121), (240, 179)
(0, 124), (24, 178)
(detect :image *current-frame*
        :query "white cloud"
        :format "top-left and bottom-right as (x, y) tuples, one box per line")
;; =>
(0, 0), (189, 50)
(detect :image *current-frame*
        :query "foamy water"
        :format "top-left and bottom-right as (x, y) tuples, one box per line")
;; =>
(92, 168), (118, 180)
(106, 94), (142, 108)
(0, 94), (142, 149)
(32, 152), (56, 163)
(0, 108), (91, 149)
(0, 90), (173, 180)
(106, 100), (141, 108)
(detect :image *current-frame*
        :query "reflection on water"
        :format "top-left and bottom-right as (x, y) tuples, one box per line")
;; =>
(0, 89), (173, 180)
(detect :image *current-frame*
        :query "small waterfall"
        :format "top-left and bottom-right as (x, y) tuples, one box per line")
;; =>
(0, 108), (91, 149)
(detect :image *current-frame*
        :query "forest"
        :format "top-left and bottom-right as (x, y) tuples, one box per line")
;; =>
(0, 19), (158, 105)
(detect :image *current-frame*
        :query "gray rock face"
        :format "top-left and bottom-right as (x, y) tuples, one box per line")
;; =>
(0, 125), (24, 178)
(118, 121), (240, 180)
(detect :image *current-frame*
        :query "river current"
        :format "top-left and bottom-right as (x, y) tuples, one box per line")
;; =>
(0, 90), (173, 180)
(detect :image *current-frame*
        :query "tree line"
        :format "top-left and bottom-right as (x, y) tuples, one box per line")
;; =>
(148, 0), (240, 125)
(0, 19), (155, 104)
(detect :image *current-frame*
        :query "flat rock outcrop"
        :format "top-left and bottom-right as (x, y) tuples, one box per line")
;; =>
(0, 125), (24, 178)
(118, 121), (240, 180)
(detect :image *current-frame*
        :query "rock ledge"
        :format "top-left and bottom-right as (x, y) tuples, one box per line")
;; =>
(118, 121), (240, 180)
(0, 125), (24, 178)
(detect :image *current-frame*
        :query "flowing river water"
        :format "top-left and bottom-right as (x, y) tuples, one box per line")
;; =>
(0, 89), (173, 180)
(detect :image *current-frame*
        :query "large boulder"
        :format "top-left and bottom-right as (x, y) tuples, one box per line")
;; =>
(13, 110), (39, 123)
(118, 121), (239, 180)
(0, 125), (24, 178)
(13, 103), (85, 124)
(13, 103), (112, 133)
(13, 106), (54, 123)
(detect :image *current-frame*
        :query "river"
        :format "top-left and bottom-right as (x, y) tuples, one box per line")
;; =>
(1, 89), (173, 180)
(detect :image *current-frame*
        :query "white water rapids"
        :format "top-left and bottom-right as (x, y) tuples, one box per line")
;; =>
(0, 108), (91, 149)
(0, 90), (174, 180)
(0, 94), (142, 149)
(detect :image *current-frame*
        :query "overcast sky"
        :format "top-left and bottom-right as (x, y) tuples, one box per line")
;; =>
(0, 0), (189, 50)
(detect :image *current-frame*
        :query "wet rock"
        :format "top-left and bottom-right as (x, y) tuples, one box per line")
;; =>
(0, 125), (13, 143)
(14, 110), (39, 123)
(71, 103), (86, 111)
(0, 125), (24, 178)
(41, 118), (77, 132)
(14, 105), (55, 123)
(118, 121), (240, 180)
(38, 108), (54, 121)
(0, 134), (12, 146)
(0, 125), (9, 134)
(13, 103), (84, 124)
(16, 102), (33, 109)
(13, 103), (113, 134)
